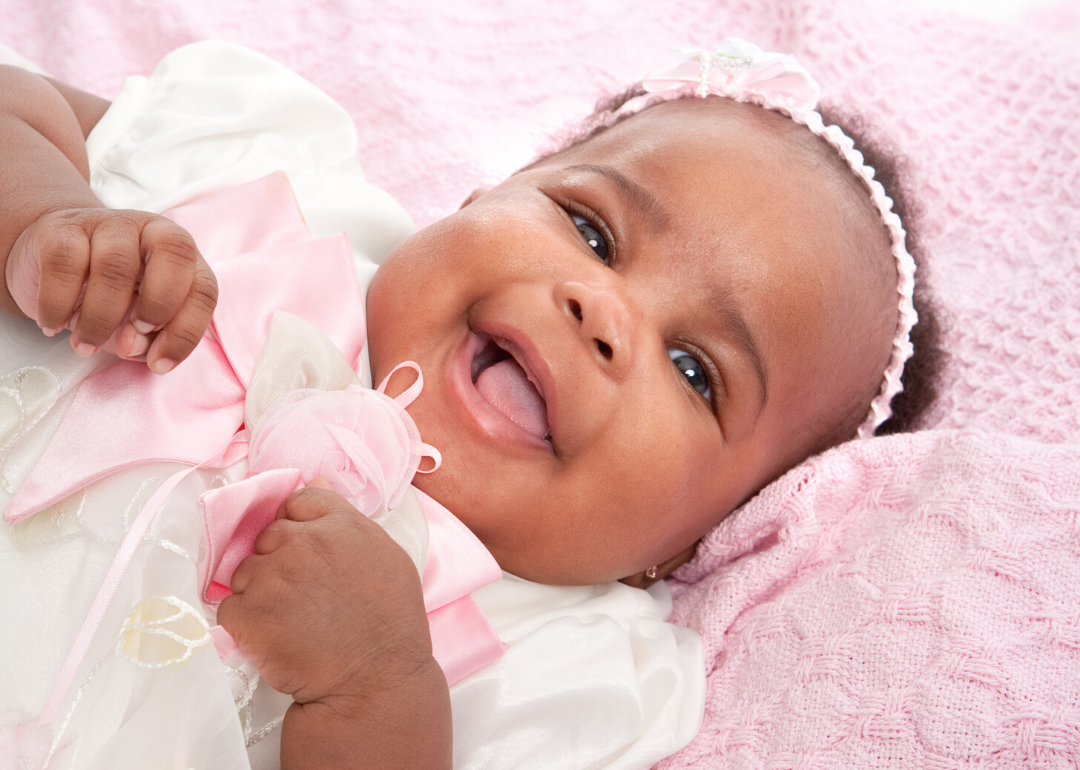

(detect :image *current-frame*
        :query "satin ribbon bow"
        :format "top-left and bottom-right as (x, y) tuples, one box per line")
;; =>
(6, 171), (371, 518)
(10, 173), (505, 724)
(634, 38), (821, 115)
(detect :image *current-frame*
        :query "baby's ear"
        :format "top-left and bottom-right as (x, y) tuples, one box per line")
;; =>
(459, 188), (490, 209)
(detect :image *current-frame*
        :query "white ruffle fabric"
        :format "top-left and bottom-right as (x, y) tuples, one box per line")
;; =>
(0, 41), (704, 770)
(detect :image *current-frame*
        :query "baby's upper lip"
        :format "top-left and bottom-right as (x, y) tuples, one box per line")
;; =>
(474, 321), (557, 440)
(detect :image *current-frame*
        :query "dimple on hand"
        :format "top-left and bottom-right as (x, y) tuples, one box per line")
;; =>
(5, 208), (219, 373)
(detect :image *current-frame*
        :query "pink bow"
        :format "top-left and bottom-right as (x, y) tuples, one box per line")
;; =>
(6, 172), (369, 519)
(636, 39), (821, 114)
(18, 173), (504, 725)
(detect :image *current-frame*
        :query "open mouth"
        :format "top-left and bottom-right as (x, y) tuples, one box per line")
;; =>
(470, 336), (551, 442)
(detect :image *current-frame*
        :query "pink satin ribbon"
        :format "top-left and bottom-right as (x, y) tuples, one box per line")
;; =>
(6, 172), (365, 522)
(22, 173), (504, 725)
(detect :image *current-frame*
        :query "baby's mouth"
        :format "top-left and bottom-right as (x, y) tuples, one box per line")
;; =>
(471, 336), (551, 441)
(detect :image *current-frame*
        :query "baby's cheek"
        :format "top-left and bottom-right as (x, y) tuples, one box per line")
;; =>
(638, 430), (741, 541)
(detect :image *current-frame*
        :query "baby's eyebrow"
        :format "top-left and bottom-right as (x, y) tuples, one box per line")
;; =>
(713, 288), (769, 411)
(567, 164), (672, 233)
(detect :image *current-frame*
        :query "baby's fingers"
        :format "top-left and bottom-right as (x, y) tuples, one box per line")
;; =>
(253, 518), (301, 556)
(32, 213), (93, 335)
(70, 219), (143, 354)
(228, 552), (265, 596)
(144, 246), (218, 374)
(277, 486), (354, 523)
(129, 218), (200, 346)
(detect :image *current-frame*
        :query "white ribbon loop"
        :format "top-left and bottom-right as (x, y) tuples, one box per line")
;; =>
(639, 39), (821, 114)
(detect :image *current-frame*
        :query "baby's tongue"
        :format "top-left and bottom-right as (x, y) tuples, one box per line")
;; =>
(475, 357), (549, 439)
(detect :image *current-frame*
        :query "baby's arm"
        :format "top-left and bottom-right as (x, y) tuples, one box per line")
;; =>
(0, 66), (216, 370)
(217, 484), (453, 770)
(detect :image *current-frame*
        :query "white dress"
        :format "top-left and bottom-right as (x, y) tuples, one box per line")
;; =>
(0, 41), (704, 770)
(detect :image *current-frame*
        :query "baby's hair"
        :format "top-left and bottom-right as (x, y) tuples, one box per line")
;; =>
(815, 106), (944, 435)
(542, 86), (944, 437)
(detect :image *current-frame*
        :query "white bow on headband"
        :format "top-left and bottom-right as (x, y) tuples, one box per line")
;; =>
(640, 39), (821, 115)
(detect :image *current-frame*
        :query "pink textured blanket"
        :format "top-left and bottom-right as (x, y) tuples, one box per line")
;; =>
(3, 0), (1079, 766)
(668, 430), (1080, 767)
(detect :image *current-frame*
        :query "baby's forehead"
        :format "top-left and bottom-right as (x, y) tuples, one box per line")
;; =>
(551, 94), (897, 352)
(604, 98), (859, 192)
(549, 99), (832, 207)
(595, 97), (890, 279)
(558, 99), (866, 234)
(526, 94), (895, 313)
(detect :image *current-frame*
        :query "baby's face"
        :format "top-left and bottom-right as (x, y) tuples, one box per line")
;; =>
(366, 97), (896, 585)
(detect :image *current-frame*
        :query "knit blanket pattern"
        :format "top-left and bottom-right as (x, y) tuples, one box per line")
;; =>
(667, 431), (1080, 768)
(2, 0), (1079, 766)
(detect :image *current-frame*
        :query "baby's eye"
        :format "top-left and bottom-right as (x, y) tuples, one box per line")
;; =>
(572, 215), (610, 264)
(668, 350), (712, 401)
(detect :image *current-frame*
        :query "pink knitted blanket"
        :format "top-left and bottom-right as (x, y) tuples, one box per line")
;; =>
(2, 0), (1079, 766)
(667, 431), (1080, 767)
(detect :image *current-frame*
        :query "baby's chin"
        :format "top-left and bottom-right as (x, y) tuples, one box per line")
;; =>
(492, 555), (632, 587)
(465, 527), (654, 587)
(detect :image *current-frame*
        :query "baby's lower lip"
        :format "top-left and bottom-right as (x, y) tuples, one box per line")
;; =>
(448, 332), (552, 452)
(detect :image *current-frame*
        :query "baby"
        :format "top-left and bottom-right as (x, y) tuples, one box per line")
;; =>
(0, 39), (937, 770)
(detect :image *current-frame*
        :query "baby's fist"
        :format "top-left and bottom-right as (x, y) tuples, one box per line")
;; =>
(217, 486), (433, 705)
(6, 208), (218, 372)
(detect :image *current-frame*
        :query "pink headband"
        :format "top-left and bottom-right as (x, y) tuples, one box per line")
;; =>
(598, 39), (917, 437)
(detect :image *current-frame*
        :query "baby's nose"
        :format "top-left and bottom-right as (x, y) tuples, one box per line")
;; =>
(554, 281), (634, 379)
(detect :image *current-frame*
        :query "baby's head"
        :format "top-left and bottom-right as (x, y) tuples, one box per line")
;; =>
(366, 42), (937, 586)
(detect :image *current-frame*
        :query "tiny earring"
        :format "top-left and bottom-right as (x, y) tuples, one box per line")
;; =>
(644, 566), (659, 581)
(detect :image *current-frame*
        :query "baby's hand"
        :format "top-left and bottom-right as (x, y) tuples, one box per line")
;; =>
(6, 208), (218, 373)
(216, 483), (435, 706)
